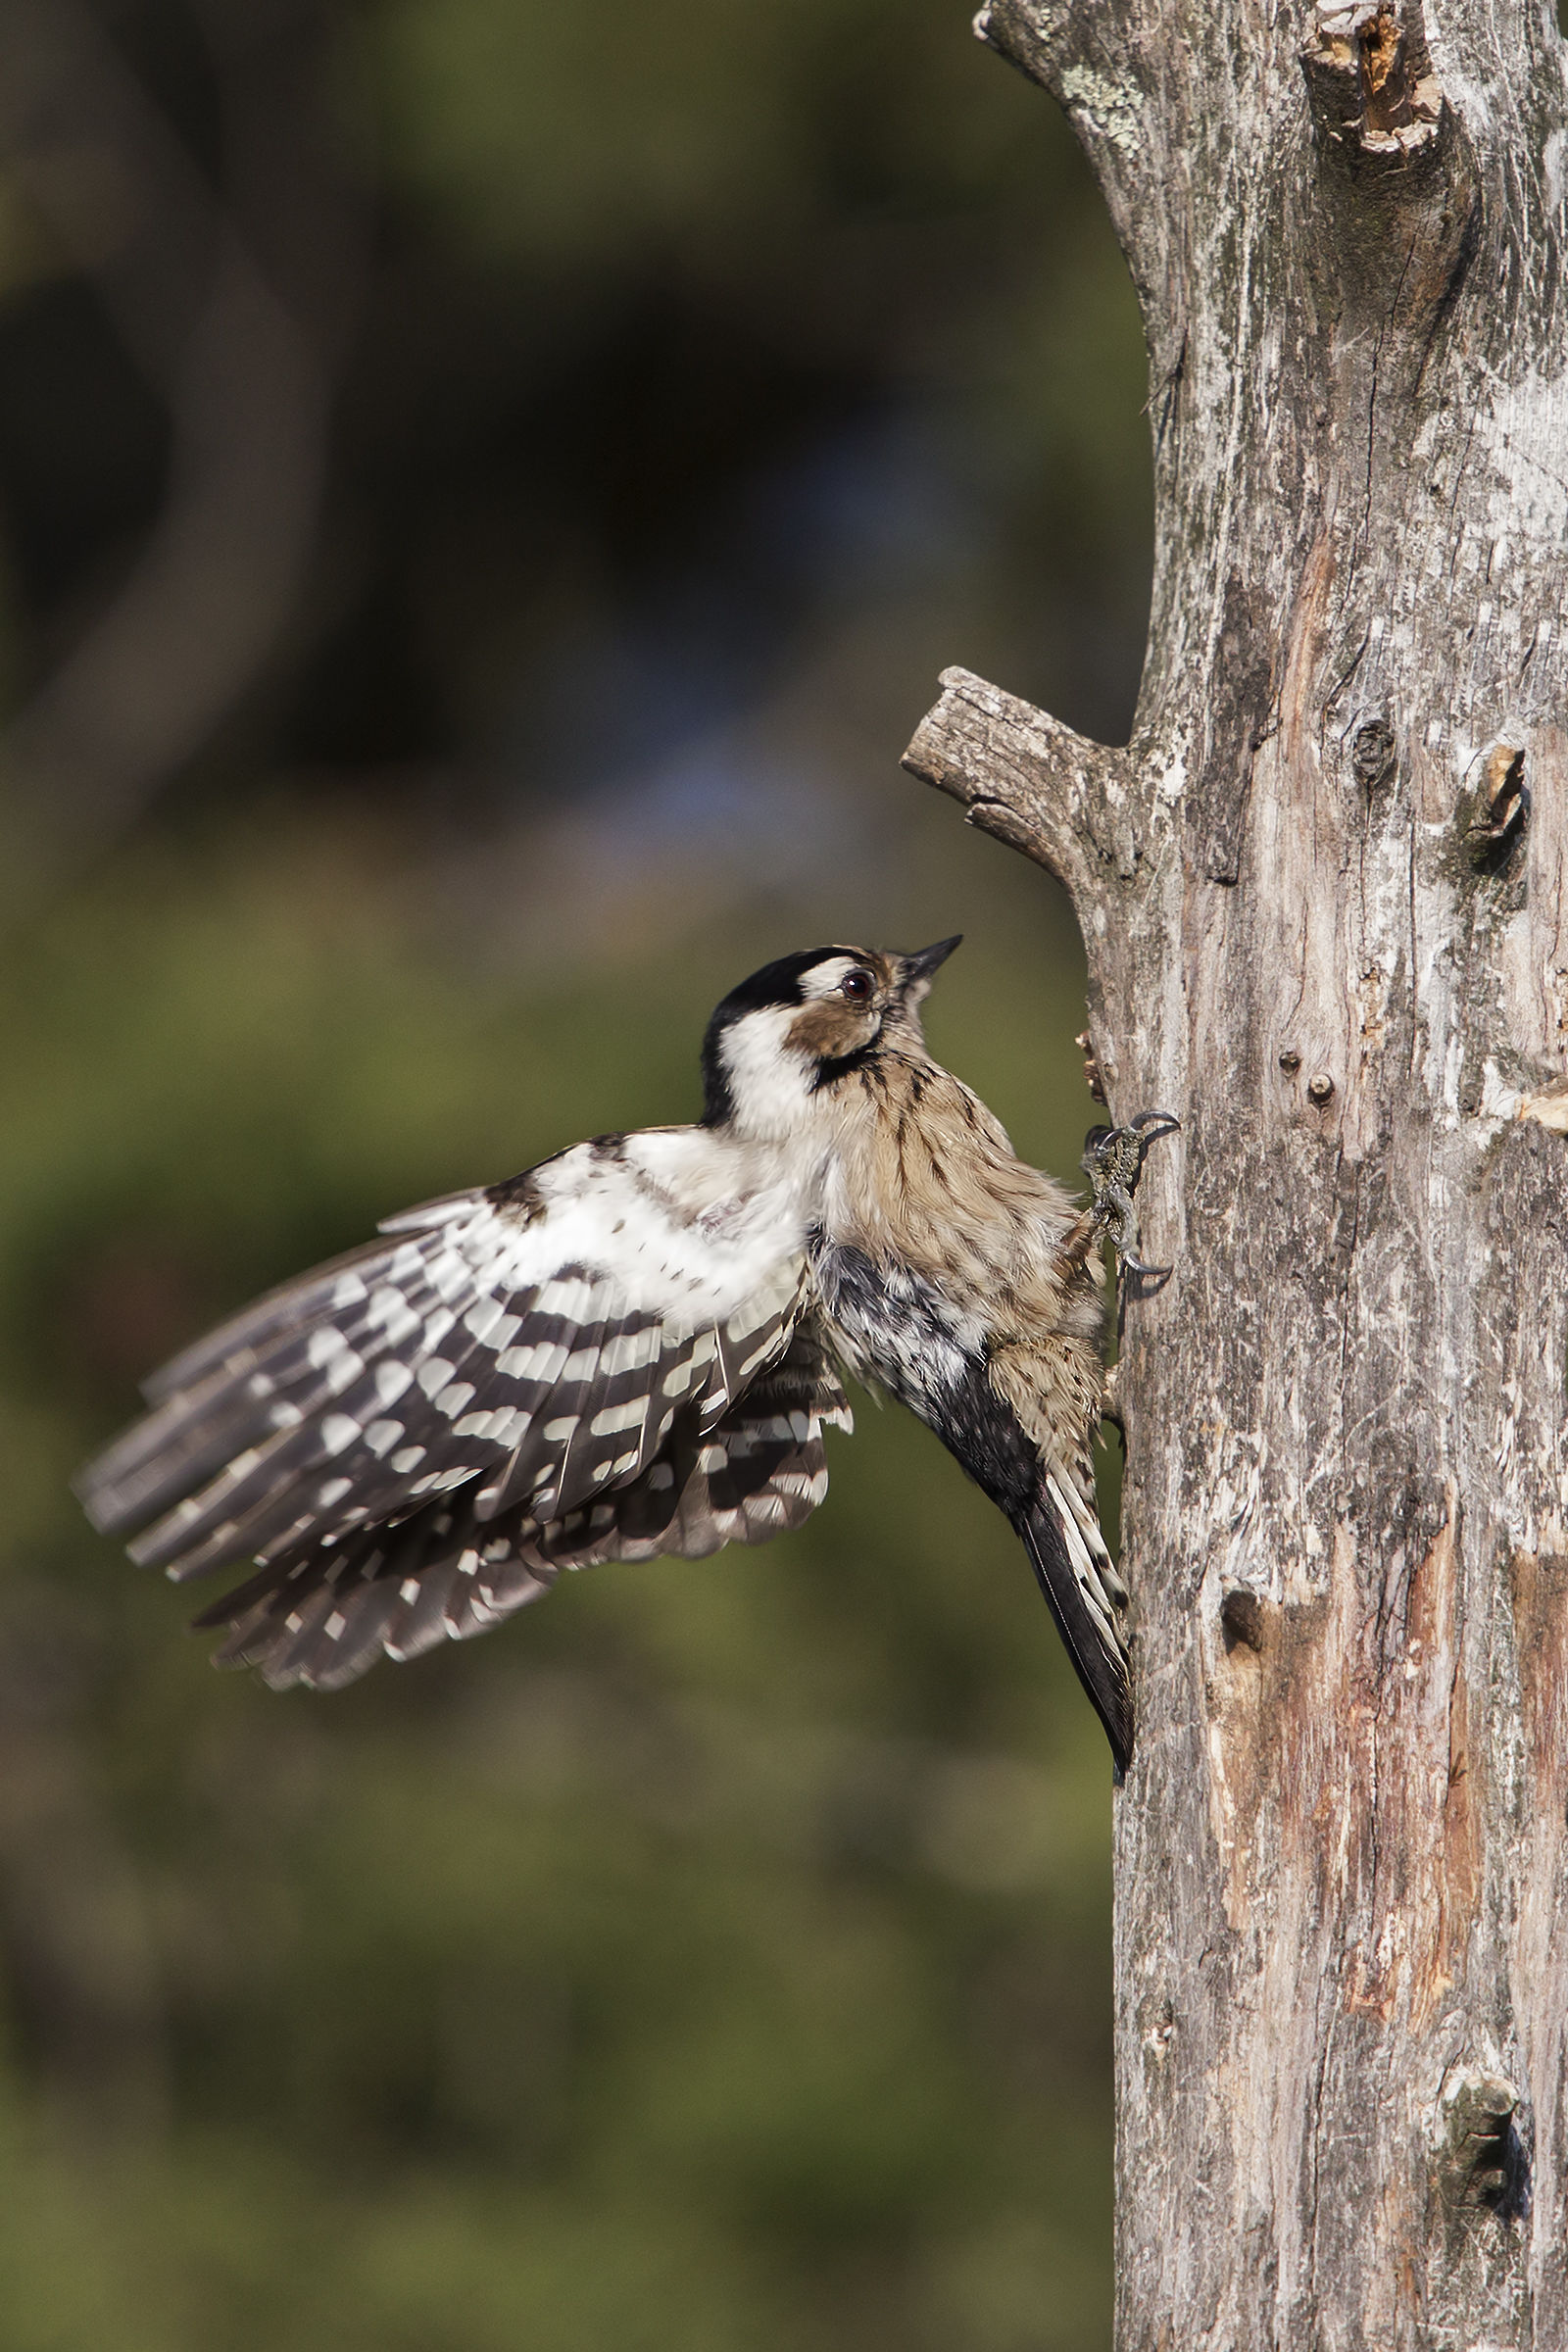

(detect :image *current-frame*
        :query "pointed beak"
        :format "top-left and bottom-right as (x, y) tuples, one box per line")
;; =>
(899, 935), (962, 992)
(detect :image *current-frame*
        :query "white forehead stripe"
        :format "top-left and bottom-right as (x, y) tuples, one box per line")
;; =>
(797, 955), (864, 999)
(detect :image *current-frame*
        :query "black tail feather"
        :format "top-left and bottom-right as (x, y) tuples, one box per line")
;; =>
(1017, 1489), (1133, 1774)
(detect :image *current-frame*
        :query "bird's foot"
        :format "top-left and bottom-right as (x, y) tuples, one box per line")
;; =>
(1082, 1110), (1180, 1280)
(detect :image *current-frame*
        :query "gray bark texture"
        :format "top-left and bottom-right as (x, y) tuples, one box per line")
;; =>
(903, 0), (1568, 2343)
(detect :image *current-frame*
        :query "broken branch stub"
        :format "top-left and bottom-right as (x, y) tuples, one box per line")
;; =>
(901, 665), (1137, 912)
(1303, 0), (1446, 159)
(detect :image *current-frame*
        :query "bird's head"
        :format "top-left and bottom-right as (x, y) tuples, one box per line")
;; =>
(701, 937), (961, 1137)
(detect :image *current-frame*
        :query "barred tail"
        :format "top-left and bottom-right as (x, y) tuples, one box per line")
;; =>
(1017, 1472), (1133, 1774)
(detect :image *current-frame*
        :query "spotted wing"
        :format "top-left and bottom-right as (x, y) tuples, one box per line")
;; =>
(75, 1150), (812, 1603)
(188, 1315), (853, 1690)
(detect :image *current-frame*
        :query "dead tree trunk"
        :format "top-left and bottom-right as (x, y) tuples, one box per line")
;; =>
(904, 0), (1568, 2341)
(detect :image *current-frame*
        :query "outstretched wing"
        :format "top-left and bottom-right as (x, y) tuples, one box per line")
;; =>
(76, 1134), (849, 1685)
(189, 1315), (853, 1690)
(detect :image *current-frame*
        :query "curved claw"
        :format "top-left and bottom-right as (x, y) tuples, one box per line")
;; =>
(1129, 1109), (1181, 1144)
(1082, 1109), (1181, 1282)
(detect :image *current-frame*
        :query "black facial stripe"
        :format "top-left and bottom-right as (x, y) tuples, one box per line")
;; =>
(808, 1037), (882, 1091)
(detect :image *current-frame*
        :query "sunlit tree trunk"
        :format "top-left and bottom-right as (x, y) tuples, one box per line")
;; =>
(905, 0), (1568, 2339)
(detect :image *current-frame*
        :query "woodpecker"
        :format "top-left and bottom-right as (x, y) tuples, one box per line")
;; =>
(75, 940), (1176, 1769)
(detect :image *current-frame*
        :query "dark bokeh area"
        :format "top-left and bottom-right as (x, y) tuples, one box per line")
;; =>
(0, 2), (1152, 2344)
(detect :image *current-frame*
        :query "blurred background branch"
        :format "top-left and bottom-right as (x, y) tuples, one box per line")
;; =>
(0, 0), (359, 902)
(0, 2), (1151, 2343)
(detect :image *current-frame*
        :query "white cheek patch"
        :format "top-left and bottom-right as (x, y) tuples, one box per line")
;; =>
(719, 1006), (817, 1133)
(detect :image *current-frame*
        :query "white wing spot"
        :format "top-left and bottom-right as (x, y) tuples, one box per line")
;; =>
(590, 1398), (647, 1438)
(537, 1277), (599, 1322)
(412, 1467), (474, 1495)
(454, 1407), (529, 1446)
(600, 1327), (660, 1376)
(465, 1300), (521, 1348)
(427, 1250), (471, 1302)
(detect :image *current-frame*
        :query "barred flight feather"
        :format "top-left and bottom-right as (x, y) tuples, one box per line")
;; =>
(188, 1319), (850, 1690)
(79, 1137), (846, 1690)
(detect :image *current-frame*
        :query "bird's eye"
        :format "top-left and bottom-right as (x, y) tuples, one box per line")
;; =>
(840, 970), (873, 1003)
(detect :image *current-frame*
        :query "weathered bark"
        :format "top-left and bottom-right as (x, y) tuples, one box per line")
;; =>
(904, 1), (1568, 2342)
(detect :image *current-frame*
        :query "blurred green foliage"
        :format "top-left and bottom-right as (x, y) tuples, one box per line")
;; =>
(365, 0), (1151, 739)
(0, 0), (1152, 2338)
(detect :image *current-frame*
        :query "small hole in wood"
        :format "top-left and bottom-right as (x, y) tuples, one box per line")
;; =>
(1439, 2072), (1531, 2222)
(1278, 1049), (1301, 1075)
(1220, 1588), (1266, 1652)
(1307, 1072), (1336, 1104)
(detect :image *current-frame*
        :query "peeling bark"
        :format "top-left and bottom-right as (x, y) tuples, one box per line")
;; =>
(905, 0), (1568, 2339)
